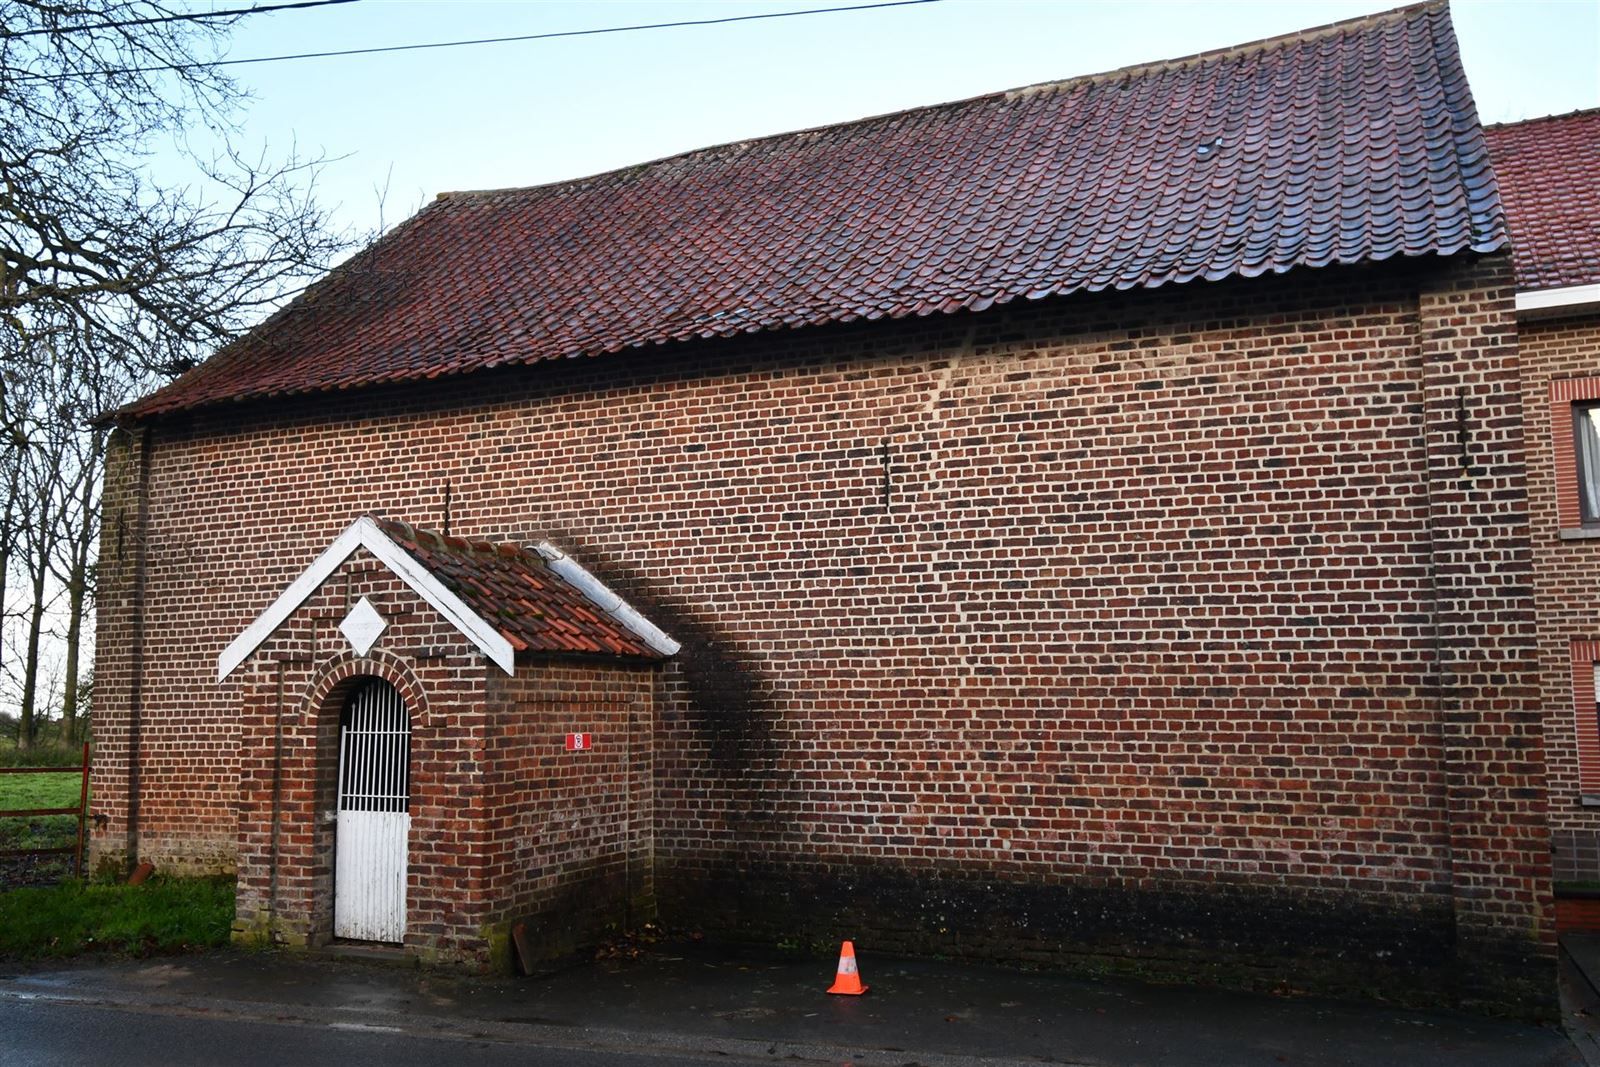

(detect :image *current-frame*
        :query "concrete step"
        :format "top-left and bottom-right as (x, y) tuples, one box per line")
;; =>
(314, 941), (408, 965)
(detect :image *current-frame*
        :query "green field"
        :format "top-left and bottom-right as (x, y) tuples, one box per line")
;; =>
(0, 769), (81, 809)
(0, 768), (84, 857)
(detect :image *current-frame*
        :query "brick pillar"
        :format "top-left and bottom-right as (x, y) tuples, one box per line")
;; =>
(232, 667), (281, 943)
(1419, 254), (1554, 1014)
(630, 678), (657, 918)
(88, 426), (150, 873)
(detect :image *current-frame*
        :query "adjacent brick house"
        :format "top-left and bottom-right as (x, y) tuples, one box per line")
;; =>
(1487, 108), (1600, 933)
(92, 1), (1554, 1012)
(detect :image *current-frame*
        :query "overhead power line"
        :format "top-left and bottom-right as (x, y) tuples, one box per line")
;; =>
(0, 0), (361, 41)
(13, 0), (941, 82)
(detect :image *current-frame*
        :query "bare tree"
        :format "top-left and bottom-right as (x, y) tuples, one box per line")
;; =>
(0, 1), (349, 381)
(50, 370), (106, 745)
(15, 400), (65, 749)
(0, 2), (353, 745)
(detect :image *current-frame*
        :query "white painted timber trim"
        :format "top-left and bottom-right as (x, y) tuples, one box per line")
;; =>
(535, 542), (681, 656)
(217, 516), (516, 681)
(364, 525), (516, 675)
(1517, 283), (1600, 315)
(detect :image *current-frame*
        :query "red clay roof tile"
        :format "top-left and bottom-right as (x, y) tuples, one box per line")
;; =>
(1486, 109), (1600, 292)
(119, 1), (1503, 421)
(377, 519), (668, 661)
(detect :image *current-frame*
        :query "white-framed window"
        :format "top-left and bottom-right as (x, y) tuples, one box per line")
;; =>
(1576, 401), (1600, 523)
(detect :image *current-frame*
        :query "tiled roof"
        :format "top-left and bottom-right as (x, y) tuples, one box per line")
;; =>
(119, 1), (1503, 421)
(1486, 109), (1600, 292)
(377, 519), (669, 660)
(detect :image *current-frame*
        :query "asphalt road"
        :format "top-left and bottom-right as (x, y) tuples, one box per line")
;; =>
(0, 998), (745, 1067)
(0, 948), (1581, 1067)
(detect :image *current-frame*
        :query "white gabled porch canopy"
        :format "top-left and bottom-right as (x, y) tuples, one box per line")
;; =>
(217, 516), (679, 681)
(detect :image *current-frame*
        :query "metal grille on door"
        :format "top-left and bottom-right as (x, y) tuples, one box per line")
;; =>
(334, 679), (410, 942)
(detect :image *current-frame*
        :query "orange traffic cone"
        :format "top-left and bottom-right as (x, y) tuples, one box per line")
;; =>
(826, 940), (869, 995)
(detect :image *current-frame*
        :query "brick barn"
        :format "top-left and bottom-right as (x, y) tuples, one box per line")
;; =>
(92, 2), (1555, 1013)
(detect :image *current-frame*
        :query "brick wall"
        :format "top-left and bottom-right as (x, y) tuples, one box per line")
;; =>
(483, 664), (656, 965)
(1519, 313), (1600, 887)
(92, 256), (1551, 1010)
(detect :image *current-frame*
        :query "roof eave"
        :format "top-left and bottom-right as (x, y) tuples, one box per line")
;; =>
(1516, 282), (1600, 319)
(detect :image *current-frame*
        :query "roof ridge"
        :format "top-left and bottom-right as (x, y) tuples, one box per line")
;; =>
(392, 520), (536, 564)
(1486, 105), (1600, 131)
(1036, 0), (1447, 86)
(436, 0), (1447, 205)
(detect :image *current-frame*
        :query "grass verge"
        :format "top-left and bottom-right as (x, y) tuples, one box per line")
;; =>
(0, 876), (235, 960)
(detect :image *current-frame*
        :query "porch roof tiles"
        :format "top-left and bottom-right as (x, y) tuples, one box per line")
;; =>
(378, 520), (669, 661)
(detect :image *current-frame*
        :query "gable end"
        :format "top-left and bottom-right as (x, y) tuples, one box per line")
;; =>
(217, 516), (516, 680)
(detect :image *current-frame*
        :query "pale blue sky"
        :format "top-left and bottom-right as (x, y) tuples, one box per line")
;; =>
(211, 0), (1598, 237)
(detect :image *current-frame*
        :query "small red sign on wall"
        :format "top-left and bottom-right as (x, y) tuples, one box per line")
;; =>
(564, 733), (593, 751)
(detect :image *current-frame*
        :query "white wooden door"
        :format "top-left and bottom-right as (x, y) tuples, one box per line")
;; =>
(334, 680), (410, 942)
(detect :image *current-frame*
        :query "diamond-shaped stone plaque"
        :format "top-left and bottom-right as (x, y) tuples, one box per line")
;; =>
(340, 596), (387, 656)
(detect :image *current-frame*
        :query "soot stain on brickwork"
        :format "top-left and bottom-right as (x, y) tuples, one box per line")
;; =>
(511, 858), (635, 968)
(672, 620), (776, 774)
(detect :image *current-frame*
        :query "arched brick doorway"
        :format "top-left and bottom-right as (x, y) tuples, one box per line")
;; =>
(333, 677), (411, 942)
